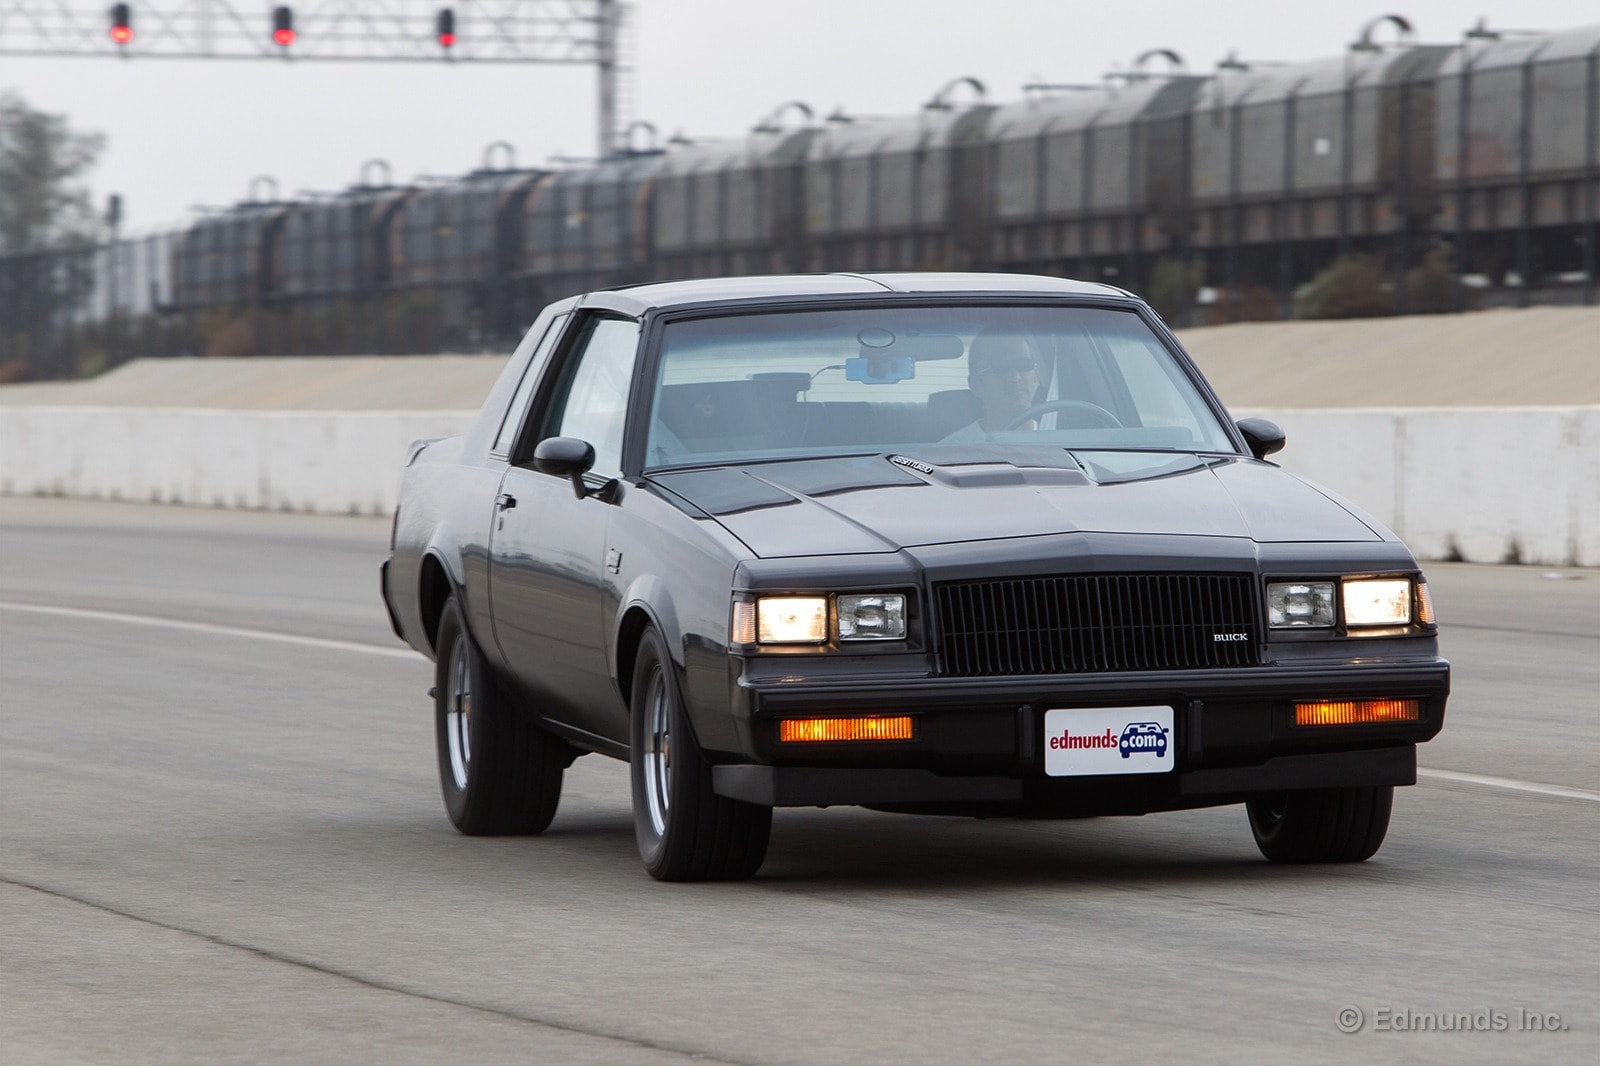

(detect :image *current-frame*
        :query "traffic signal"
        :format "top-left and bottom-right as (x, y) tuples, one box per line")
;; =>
(271, 6), (296, 48)
(436, 8), (456, 49)
(109, 3), (133, 45)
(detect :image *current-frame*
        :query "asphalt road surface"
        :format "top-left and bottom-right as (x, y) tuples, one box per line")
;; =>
(2, 497), (1596, 1065)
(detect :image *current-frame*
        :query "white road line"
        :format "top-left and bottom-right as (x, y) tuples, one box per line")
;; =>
(1417, 768), (1600, 804)
(0, 601), (421, 661)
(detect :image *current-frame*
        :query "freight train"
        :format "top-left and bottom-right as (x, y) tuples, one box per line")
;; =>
(3, 16), (1596, 373)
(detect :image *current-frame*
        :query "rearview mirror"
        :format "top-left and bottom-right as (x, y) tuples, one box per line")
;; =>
(856, 330), (964, 361)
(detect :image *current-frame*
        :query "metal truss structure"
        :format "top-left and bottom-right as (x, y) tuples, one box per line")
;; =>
(0, 1), (629, 153)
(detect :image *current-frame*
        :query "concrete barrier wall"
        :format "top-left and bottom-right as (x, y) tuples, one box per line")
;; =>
(2, 404), (1596, 567)
(1239, 407), (1600, 568)
(0, 407), (474, 517)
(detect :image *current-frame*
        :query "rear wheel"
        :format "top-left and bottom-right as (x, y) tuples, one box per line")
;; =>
(630, 628), (771, 881)
(1246, 786), (1394, 863)
(434, 594), (566, 835)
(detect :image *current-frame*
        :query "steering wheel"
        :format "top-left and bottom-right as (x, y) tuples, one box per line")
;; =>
(1003, 400), (1123, 431)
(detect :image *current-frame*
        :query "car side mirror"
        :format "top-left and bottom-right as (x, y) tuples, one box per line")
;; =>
(533, 436), (599, 499)
(1236, 418), (1286, 460)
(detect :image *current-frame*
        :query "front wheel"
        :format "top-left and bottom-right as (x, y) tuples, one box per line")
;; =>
(630, 628), (771, 881)
(434, 594), (566, 835)
(1246, 786), (1394, 863)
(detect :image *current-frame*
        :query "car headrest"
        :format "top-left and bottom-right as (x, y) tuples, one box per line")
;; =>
(927, 389), (980, 437)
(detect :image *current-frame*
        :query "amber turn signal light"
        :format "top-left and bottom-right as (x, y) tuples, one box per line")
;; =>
(1294, 698), (1422, 726)
(779, 716), (915, 742)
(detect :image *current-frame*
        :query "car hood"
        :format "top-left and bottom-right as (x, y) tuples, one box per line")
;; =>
(647, 450), (1383, 558)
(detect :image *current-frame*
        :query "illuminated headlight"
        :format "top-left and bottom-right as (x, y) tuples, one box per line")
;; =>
(1267, 581), (1335, 628)
(732, 592), (909, 646)
(837, 594), (906, 641)
(1343, 578), (1412, 627)
(756, 597), (828, 644)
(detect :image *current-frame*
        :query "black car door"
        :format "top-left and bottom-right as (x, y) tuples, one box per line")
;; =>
(488, 313), (641, 747)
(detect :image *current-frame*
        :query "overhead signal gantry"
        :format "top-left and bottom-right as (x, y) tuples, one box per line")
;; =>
(0, 1), (631, 157)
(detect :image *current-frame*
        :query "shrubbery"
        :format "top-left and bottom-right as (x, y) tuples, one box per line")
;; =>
(1145, 257), (1205, 323)
(1404, 248), (1457, 314)
(1293, 254), (1391, 319)
(1292, 249), (1462, 319)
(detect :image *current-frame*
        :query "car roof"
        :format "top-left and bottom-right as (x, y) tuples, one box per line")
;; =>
(582, 272), (1133, 316)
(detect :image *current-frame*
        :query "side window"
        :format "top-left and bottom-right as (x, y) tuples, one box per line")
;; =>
(492, 314), (568, 456)
(544, 316), (641, 478)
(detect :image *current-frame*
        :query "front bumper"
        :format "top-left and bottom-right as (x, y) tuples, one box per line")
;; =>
(710, 656), (1448, 815)
(714, 745), (1417, 811)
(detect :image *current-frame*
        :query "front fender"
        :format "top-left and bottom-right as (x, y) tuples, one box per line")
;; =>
(614, 570), (745, 758)
(613, 572), (681, 706)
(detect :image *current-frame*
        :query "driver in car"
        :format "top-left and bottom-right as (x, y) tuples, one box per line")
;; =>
(941, 329), (1044, 442)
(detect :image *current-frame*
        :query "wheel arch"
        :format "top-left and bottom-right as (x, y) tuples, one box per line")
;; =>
(613, 575), (684, 711)
(418, 549), (458, 657)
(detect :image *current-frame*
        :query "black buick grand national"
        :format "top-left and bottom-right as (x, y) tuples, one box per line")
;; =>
(380, 273), (1449, 881)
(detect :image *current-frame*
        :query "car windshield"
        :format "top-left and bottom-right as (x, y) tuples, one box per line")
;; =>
(643, 304), (1236, 468)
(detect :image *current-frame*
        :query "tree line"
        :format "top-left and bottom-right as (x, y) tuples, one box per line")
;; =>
(0, 89), (105, 382)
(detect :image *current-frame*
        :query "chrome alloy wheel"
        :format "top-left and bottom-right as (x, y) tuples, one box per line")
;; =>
(445, 638), (472, 790)
(1253, 793), (1288, 831)
(642, 666), (672, 838)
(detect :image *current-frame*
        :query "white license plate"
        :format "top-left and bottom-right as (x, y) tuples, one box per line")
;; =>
(1043, 706), (1175, 777)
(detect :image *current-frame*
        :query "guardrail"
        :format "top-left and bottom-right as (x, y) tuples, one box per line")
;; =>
(1, 405), (1596, 567)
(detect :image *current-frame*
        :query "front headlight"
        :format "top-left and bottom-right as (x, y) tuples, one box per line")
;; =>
(1268, 581), (1335, 628)
(837, 594), (906, 641)
(732, 592), (909, 646)
(1343, 578), (1412, 627)
(756, 597), (828, 644)
(1267, 576), (1424, 633)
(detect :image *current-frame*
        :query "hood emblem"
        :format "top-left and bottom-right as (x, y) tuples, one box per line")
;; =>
(888, 454), (935, 475)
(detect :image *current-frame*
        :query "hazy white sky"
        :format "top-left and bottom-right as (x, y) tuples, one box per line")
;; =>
(5, 0), (1598, 231)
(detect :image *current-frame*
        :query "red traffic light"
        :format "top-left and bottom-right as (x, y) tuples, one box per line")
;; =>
(272, 6), (296, 47)
(436, 9), (456, 49)
(109, 3), (134, 44)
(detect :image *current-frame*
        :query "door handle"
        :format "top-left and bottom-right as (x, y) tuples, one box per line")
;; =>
(495, 493), (517, 511)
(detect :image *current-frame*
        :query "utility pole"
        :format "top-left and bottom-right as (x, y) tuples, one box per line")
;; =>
(596, 0), (616, 158)
(105, 193), (122, 362)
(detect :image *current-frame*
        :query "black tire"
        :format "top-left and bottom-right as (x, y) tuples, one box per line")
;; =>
(434, 594), (565, 835)
(1246, 786), (1394, 863)
(630, 628), (771, 881)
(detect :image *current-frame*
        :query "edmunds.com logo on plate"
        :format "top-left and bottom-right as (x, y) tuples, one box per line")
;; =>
(1043, 706), (1175, 777)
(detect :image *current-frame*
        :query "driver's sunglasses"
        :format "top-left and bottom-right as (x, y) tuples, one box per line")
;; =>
(974, 359), (1037, 379)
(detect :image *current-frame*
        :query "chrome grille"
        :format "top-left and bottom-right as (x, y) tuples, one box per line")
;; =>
(933, 573), (1259, 676)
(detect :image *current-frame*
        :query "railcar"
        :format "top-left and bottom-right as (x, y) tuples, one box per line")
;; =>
(984, 75), (1206, 280)
(800, 102), (997, 274)
(518, 150), (661, 306)
(79, 231), (176, 324)
(1435, 25), (1600, 288)
(274, 184), (412, 306)
(170, 201), (290, 312)
(389, 168), (545, 342)
(1187, 44), (1455, 306)
(651, 128), (817, 279)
